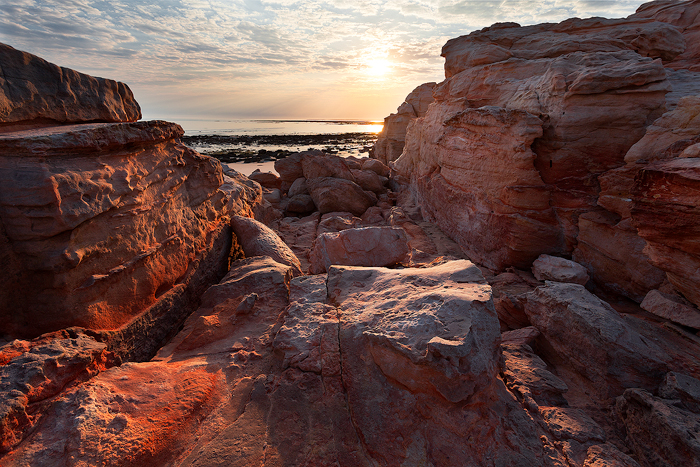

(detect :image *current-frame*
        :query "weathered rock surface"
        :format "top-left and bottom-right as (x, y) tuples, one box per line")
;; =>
(532, 254), (590, 285)
(0, 330), (119, 453)
(373, 82), (435, 164)
(385, 1), (700, 280)
(0, 43), (141, 126)
(396, 105), (562, 270)
(308, 226), (410, 274)
(524, 282), (670, 398)
(306, 176), (374, 216)
(631, 156), (700, 307)
(641, 289), (700, 328)
(0, 121), (243, 350)
(616, 388), (700, 467)
(230, 215), (303, 276)
(3, 257), (583, 466)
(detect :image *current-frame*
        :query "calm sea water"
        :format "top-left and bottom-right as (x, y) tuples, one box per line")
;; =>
(179, 119), (383, 176)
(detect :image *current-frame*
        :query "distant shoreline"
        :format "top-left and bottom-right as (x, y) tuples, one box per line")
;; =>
(182, 132), (378, 164)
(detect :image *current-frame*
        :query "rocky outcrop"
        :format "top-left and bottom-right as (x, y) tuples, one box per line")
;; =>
(0, 43), (141, 126)
(0, 122), (235, 346)
(3, 257), (602, 466)
(380, 0), (700, 312)
(0, 48), (263, 363)
(372, 82), (435, 164)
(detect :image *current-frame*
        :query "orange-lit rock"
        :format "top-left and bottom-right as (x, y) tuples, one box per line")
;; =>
(0, 330), (119, 453)
(0, 43), (141, 125)
(0, 121), (241, 346)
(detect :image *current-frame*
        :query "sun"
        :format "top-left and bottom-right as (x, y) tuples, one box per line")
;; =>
(365, 58), (392, 78)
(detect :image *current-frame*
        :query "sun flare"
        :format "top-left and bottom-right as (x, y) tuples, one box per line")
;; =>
(365, 58), (392, 77)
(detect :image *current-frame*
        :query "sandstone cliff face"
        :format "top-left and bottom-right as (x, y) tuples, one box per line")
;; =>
(0, 45), (264, 361)
(387, 0), (700, 305)
(0, 43), (141, 126)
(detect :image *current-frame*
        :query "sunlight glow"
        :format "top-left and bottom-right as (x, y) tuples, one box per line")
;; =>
(365, 58), (392, 78)
(366, 123), (384, 133)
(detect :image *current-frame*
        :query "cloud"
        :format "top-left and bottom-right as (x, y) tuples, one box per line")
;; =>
(0, 0), (648, 119)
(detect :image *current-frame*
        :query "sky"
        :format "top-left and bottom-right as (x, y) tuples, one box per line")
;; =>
(0, 0), (649, 121)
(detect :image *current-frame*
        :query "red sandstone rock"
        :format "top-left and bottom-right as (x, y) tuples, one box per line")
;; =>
(287, 177), (307, 197)
(349, 168), (386, 194)
(502, 343), (569, 408)
(631, 157), (700, 307)
(625, 96), (700, 164)
(373, 82), (436, 164)
(573, 212), (665, 302)
(0, 43), (141, 126)
(301, 152), (355, 181)
(0, 330), (119, 453)
(395, 105), (563, 270)
(308, 226), (410, 274)
(0, 121), (237, 345)
(524, 281), (670, 398)
(274, 152), (304, 182)
(532, 254), (590, 285)
(641, 289), (700, 328)
(274, 212), (320, 272)
(285, 194), (315, 214)
(306, 177), (375, 216)
(361, 157), (390, 177)
(248, 170), (281, 189)
(615, 388), (700, 467)
(231, 215), (303, 276)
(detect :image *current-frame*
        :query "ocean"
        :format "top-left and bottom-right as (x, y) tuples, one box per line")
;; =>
(179, 119), (383, 175)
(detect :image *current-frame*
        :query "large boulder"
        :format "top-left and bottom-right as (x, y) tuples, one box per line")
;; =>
(524, 281), (670, 398)
(231, 215), (303, 276)
(531, 254), (590, 285)
(0, 43), (141, 125)
(308, 226), (410, 274)
(306, 177), (375, 216)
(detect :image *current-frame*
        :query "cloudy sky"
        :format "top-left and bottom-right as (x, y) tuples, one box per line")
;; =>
(1, 0), (648, 120)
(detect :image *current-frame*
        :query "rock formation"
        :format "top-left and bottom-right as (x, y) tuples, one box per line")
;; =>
(384, 0), (700, 308)
(4, 2), (700, 466)
(0, 43), (141, 127)
(0, 45), (265, 361)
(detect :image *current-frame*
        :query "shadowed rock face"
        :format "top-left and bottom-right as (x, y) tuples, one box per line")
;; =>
(0, 43), (141, 126)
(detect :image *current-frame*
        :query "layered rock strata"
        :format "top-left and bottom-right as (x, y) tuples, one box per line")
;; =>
(383, 1), (700, 311)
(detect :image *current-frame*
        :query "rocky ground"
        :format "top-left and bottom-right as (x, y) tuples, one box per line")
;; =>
(2, 1), (700, 466)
